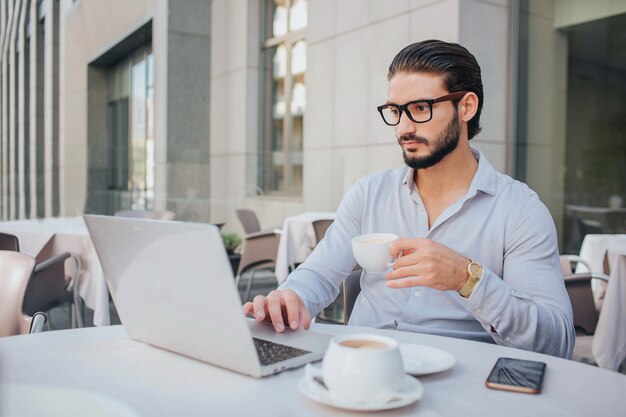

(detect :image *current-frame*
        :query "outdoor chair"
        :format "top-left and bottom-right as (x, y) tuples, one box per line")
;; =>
(0, 232), (20, 251)
(0, 251), (37, 337)
(561, 254), (608, 335)
(317, 268), (362, 325)
(0, 234), (84, 329)
(236, 209), (262, 234)
(343, 269), (362, 324)
(114, 209), (175, 221)
(236, 230), (281, 303)
(312, 219), (333, 245)
(29, 312), (49, 334)
(23, 252), (84, 328)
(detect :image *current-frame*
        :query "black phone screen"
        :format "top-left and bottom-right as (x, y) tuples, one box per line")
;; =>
(485, 357), (546, 394)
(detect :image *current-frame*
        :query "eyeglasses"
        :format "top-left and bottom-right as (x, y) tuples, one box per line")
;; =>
(376, 91), (468, 126)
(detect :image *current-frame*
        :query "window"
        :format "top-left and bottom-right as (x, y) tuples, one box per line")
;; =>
(515, 3), (626, 253)
(107, 46), (155, 211)
(260, 0), (307, 196)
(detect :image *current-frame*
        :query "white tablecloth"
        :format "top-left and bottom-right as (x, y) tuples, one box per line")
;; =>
(592, 251), (626, 371)
(576, 234), (626, 310)
(0, 217), (109, 326)
(275, 212), (335, 284)
(0, 324), (625, 416)
(576, 234), (626, 274)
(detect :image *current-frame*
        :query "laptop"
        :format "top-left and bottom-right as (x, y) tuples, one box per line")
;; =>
(84, 214), (330, 378)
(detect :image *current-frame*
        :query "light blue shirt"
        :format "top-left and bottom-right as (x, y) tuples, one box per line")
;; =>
(280, 149), (575, 358)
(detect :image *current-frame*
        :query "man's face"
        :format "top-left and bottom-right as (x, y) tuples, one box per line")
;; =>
(386, 72), (461, 170)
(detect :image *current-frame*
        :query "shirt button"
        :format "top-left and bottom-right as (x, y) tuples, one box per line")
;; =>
(414, 291), (421, 297)
(475, 308), (483, 315)
(505, 336), (512, 343)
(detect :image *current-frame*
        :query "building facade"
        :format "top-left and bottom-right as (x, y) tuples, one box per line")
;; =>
(1, 0), (624, 252)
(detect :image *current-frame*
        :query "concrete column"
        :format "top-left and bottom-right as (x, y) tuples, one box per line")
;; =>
(16, 0), (27, 219)
(18, 0), (31, 218)
(84, 66), (109, 214)
(29, 0), (44, 218)
(9, 0), (21, 218)
(164, 0), (211, 221)
(1, 0), (14, 219)
(43, 0), (59, 217)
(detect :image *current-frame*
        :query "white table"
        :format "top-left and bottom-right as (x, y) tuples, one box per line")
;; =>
(576, 234), (626, 274)
(0, 324), (625, 416)
(0, 217), (110, 326)
(576, 234), (626, 309)
(275, 212), (335, 284)
(592, 250), (626, 371)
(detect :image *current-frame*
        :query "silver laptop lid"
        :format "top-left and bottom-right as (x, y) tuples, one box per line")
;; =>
(84, 215), (262, 376)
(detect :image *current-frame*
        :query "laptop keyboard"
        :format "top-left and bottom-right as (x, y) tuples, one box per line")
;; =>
(253, 337), (311, 366)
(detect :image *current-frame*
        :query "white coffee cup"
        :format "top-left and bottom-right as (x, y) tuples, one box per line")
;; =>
(306, 333), (405, 404)
(351, 233), (398, 272)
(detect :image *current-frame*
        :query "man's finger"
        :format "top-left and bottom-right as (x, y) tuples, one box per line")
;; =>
(299, 304), (312, 329)
(283, 292), (301, 330)
(242, 302), (254, 317)
(252, 295), (267, 320)
(389, 238), (424, 257)
(386, 275), (423, 288)
(266, 292), (286, 332)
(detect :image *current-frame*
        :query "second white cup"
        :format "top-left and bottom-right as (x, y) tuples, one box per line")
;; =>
(307, 333), (405, 404)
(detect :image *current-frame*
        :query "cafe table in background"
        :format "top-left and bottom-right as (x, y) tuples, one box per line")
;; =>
(1, 323), (624, 416)
(0, 216), (110, 326)
(275, 211), (335, 284)
(576, 234), (626, 309)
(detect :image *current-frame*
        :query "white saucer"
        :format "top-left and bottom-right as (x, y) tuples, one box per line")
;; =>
(298, 374), (423, 411)
(400, 343), (456, 375)
(0, 384), (140, 417)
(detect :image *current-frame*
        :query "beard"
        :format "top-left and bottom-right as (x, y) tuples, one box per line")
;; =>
(398, 112), (461, 170)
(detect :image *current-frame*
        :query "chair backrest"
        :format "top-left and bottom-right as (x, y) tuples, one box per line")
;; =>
(114, 210), (176, 221)
(236, 209), (261, 234)
(312, 219), (333, 244)
(565, 275), (600, 335)
(342, 269), (362, 324)
(560, 254), (592, 276)
(0, 251), (36, 337)
(23, 252), (75, 316)
(237, 231), (280, 276)
(561, 253), (609, 335)
(0, 233), (20, 251)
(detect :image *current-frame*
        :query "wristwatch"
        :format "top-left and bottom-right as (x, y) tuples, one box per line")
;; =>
(458, 260), (484, 299)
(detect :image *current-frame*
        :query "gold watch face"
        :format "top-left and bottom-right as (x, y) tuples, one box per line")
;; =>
(469, 262), (483, 278)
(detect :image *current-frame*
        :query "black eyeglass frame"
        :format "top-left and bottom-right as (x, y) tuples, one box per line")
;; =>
(376, 91), (468, 126)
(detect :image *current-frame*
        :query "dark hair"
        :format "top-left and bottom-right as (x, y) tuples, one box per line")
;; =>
(388, 40), (483, 140)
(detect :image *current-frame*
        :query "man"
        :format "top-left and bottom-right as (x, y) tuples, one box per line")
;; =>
(243, 40), (574, 358)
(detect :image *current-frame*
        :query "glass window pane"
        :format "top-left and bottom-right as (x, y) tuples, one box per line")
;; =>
(516, 6), (626, 253)
(260, 46), (286, 192)
(291, 40), (306, 75)
(261, 1), (307, 195)
(131, 58), (147, 209)
(273, 0), (287, 37)
(289, 57), (305, 194)
(289, 0), (307, 32)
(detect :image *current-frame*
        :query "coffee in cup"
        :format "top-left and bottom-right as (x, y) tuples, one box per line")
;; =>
(307, 333), (405, 404)
(351, 233), (398, 272)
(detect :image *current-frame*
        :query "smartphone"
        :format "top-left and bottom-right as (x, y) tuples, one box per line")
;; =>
(485, 357), (546, 394)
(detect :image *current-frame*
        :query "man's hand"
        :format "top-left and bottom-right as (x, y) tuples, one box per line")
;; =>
(386, 238), (470, 291)
(242, 289), (312, 333)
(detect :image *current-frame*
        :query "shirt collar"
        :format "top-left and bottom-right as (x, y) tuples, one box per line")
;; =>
(401, 147), (497, 196)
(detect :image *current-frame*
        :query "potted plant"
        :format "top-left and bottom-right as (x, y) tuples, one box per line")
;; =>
(221, 231), (242, 274)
